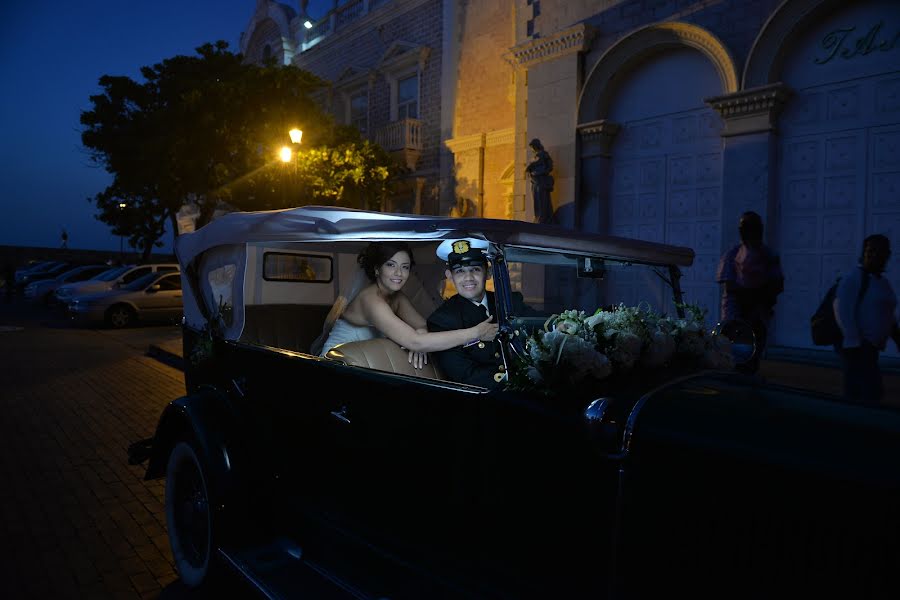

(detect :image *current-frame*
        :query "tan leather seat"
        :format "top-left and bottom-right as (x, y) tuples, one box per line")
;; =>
(326, 338), (444, 380)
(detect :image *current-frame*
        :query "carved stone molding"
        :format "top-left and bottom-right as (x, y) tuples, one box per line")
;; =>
(577, 120), (621, 157)
(445, 128), (515, 155)
(444, 132), (484, 154)
(485, 128), (515, 147)
(509, 23), (596, 69)
(578, 22), (739, 124)
(705, 82), (793, 137)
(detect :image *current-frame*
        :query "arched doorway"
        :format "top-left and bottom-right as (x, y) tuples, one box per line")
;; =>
(578, 23), (736, 317)
(764, 0), (900, 353)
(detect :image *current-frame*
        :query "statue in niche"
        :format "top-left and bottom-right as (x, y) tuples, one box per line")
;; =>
(526, 138), (554, 224)
(450, 196), (475, 218)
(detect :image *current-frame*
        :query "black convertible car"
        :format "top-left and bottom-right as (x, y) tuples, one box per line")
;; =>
(130, 207), (900, 599)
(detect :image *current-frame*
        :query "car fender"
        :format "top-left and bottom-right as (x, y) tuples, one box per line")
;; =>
(144, 388), (246, 519)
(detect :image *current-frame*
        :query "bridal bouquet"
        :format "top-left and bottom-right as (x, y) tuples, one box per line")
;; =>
(507, 302), (734, 395)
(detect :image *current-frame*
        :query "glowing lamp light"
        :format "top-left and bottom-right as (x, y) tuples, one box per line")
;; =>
(304, 20), (313, 29)
(289, 129), (303, 144)
(279, 147), (292, 163)
(118, 202), (127, 209)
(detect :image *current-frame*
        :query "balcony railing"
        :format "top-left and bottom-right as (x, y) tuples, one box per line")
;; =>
(375, 118), (422, 152)
(303, 0), (392, 50)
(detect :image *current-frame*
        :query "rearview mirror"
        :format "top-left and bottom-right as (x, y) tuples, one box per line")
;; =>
(577, 257), (605, 279)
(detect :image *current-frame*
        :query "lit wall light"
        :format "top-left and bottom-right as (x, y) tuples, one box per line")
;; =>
(304, 20), (313, 29)
(279, 147), (292, 162)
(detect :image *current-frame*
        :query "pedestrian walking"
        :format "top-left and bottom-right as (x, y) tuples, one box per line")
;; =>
(834, 234), (900, 406)
(715, 211), (784, 373)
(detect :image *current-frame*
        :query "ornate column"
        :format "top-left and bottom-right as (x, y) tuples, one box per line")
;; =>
(576, 120), (621, 234)
(705, 83), (792, 250)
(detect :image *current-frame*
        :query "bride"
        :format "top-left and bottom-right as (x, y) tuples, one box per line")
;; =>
(316, 242), (497, 369)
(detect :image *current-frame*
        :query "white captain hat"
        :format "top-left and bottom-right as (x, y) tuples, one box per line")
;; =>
(436, 238), (489, 268)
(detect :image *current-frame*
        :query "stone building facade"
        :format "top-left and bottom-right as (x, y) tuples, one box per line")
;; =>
(240, 0), (900, 355)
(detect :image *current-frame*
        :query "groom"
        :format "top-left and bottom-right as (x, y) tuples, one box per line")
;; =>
(428, 238), (536, 388)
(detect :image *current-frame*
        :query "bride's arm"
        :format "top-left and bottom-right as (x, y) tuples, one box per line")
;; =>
(394, 293), (427, 330)
(361, 290), (495, 352)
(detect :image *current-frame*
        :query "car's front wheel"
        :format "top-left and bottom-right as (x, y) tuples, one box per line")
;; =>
(105, 304), (134, 328)
(165, 441), (219, 588)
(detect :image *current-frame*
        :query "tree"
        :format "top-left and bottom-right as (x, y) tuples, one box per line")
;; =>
(81, 42), (399, 252)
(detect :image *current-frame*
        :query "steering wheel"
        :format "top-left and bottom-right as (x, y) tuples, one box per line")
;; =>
(502, 320), (530, 363)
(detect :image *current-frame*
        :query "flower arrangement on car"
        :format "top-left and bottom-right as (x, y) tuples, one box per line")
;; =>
(506, 302), (734, 394)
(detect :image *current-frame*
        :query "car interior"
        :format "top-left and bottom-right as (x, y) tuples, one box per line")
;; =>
(198, 239), (674, 384)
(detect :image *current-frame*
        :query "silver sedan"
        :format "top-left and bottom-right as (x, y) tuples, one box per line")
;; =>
(68, 271), (182, 328)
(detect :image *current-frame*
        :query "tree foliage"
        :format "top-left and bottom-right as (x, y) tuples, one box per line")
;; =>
(81, 41), (399, 255)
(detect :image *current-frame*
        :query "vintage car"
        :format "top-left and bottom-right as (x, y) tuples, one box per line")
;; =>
(130, 207), (900, 599)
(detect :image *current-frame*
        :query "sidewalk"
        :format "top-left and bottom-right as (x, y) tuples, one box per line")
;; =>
(147, 333), (899, 407)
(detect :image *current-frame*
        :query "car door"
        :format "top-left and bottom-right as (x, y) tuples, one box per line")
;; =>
(135, 273), (181, 319)
(319, 364), (489, 596)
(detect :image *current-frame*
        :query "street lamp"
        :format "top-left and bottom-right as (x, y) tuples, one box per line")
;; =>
(279, 128), (303, 205)
(118, 202), (127, 261)
(279, 128), (303, 163)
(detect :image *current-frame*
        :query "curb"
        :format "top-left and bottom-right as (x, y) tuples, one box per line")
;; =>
(147, 343), (185, 372)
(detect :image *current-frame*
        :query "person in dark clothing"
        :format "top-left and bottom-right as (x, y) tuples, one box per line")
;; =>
(715, 211), (784, 373)
(834, 234), (900, 406)
(427, 239), (535, 388)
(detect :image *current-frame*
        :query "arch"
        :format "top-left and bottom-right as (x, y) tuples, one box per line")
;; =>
(577, 22), (738, 125)
(743, 0), (847, 88)
(241, 2), (296, 63)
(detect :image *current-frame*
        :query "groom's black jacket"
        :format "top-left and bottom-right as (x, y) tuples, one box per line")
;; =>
(427, 291), (535, 389)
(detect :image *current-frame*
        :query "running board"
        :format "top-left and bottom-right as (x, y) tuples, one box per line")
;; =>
(219, 539), (374, 600)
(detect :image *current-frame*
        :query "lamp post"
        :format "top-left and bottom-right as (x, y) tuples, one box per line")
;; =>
(118, 202), (127, 262)
(279, 128), (303, 206)
(279, 128), (303, 163)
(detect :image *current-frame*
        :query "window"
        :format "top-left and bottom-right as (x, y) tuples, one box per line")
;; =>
(263, 253), (332, 282)
(157, 275), (182, 291)
(397, 74), (418, 120)
(350, 91), (368, 134)
(121, 266), (151, 284)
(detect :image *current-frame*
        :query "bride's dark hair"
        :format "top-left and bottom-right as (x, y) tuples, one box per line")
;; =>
(358, 242), (416, 282)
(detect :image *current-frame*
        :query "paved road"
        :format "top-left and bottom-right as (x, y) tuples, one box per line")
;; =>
(0, 301), (238, 599)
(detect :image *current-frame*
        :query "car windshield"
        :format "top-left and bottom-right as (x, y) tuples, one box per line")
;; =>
(503, 247), (682, 324)
(122, 272), (160, 291)
(97, 266), (130, 281)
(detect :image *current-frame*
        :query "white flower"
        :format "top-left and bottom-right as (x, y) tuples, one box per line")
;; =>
(640, 330), (676, 368)
(556, 319), (580, 335)
(619, 332), (642, 355)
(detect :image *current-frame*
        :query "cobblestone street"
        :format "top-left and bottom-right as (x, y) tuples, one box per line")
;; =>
(0, 303), (219, 599)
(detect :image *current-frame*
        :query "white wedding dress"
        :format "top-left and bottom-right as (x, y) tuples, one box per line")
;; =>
(317, 318), (380, 356)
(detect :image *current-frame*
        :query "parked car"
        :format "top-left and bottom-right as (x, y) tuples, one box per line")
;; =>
(23, 264), (110, 303)
(14, 261), (72, 291)
(54, 263), (179, 305)
(14, 259), (63, 282)
(67, 270), (182, 328)
(128, 207), (900, 599)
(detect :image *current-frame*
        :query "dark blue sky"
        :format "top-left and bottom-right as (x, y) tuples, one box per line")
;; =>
(0, 1), (329, 252)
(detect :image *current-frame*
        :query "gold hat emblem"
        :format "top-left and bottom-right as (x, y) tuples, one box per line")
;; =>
(452, 240), (471, 255)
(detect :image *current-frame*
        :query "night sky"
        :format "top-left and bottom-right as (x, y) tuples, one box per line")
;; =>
(0, 1), (329, 253)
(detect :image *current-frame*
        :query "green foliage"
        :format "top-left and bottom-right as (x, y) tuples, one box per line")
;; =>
(81, 41), (399, 250)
